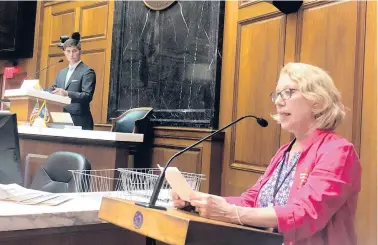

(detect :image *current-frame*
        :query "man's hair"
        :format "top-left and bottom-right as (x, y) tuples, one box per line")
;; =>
(63, 32), (81, 50)
(63, 39), (81, 50)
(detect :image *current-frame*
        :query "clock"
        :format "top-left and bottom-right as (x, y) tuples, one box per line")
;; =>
(143, 0), (176, 11)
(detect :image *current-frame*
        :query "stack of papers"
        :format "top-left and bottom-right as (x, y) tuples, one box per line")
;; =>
(0, 184), (72, 206)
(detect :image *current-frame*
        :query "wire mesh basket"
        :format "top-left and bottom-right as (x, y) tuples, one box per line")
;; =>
(69, 169), (126, 199)
(118, 168), (205, 203)
(69, 168), (205, 203)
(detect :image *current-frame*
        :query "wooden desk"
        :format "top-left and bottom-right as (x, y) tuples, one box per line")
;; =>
(99, 198), (283, 245)
(18, 126), (143, 187)
(0, 224), (144, 245)
(0, 191), (147, 245)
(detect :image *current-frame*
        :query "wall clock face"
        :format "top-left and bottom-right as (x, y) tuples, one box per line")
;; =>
(143, 0), (176, 11)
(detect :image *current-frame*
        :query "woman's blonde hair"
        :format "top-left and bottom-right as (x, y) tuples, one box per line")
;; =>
(272, 62), (345, 131)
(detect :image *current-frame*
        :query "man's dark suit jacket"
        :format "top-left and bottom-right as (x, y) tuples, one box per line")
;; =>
(47, 61), (96, 130)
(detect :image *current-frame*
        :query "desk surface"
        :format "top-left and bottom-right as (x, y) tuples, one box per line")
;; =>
(4, 89), (71, 105)
(0, 193), (103, 232)
(0, 184), (172, 232)
(18, 126), (144, 143)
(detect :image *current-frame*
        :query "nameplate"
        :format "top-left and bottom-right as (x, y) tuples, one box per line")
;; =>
(50, 112), (73, 124)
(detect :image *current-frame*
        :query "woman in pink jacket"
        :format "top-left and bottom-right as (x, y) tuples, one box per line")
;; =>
(173, 62), (361, 245)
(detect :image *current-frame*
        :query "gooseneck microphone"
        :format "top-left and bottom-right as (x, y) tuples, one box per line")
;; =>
(135, 114), (268, 210)
(25, 59), (64, 80)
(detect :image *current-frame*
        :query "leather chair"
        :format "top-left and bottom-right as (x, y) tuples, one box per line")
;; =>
(111, 107), (154, 168)
(110, 107), (153, 134)
(29, 151), (91, 193)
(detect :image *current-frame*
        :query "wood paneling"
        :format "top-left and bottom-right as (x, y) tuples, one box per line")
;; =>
(46, 56), (67, 88)
(0, 224), (143, 245)
(232, 14), (284, 173)
(99, 198), (283, 245)
(50, 10), (75, 45)
(24, 154), (48, 187)
(152, 147), (202, 174)
(19, 136), (131, 188)
(220, 1), (376, 244)
(81, 51), (106, 123)
(80, 2), (108, 39)
(39, 1), (114, 124)
(298, 1), (365, 148)
(355, 2), (377, 245)
(220, 0), (285, 198)
(152, 127), (224, 195)
(91, 125), (224, 195)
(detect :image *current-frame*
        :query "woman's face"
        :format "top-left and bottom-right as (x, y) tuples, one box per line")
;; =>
(273, 74), (316, 136)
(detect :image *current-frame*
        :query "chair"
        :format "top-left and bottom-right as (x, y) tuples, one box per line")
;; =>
(29, 151), (91, 193)
(110, 107), (154, 168)
(110, 107), (153, 133)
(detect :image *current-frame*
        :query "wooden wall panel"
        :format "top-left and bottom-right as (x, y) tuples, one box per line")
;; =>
(151, 147), (202, 174)
(50, 10), (75, 45)
(298, 1), (365, 148)
(152, 127), (224, 195)
(39, 1), (114, 124)
(80, 3), (108, 39)
(46, 56), (67, 88)
(0, 224), (144, 245)
(232, 15), (284, 173)
(220, 0), (285, 200)
(220, 1), (376, 244)
(81, 51), (106, 123)
(355, 2), (377, 245)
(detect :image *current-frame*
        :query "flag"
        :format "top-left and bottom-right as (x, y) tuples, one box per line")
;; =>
(33, 82), (42, 91)
(38, 101), (50, 123)
(29, 101), (40, 124)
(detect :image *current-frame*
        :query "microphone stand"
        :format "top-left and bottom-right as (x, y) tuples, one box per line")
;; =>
(135, 114), (268, 210)
(25, 59), (64, 80)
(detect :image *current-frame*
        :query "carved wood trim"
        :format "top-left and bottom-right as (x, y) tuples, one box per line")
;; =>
(231, 162), (266, 174)
(351, 1), (367, 155)
(230, 14), (286, 171)
(295, 1), (366, 155)
(238, 0), (262, 9)
(79, 1), (109, 41)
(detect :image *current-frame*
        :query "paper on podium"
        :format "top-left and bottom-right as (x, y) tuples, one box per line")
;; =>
(158, 165), (194, 202)
(50, 112), (73, 124)
(21, 79), (41, 90)
(0, 188), (10, 200)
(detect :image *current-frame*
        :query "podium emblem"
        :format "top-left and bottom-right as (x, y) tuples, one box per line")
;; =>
(133, 211), (143, 229)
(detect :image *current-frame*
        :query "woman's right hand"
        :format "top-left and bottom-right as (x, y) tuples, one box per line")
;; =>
(171, 191), (189, 209)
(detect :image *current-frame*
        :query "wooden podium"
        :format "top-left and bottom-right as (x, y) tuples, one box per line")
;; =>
(3, 88), (71, 123)
(99, 197), (283, 245)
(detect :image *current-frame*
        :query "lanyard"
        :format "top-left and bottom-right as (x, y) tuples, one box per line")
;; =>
(272, 140), (297, 200)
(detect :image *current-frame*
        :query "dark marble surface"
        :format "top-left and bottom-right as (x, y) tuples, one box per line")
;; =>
(108, 1), (224, 128)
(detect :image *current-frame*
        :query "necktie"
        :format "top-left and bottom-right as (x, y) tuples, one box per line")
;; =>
(65, 66), (75, 87)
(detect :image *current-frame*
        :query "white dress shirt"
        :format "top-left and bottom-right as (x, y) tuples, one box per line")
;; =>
(65, 60), (81, 88)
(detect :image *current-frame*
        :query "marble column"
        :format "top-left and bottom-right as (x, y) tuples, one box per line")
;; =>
(108, 1), (224, 128)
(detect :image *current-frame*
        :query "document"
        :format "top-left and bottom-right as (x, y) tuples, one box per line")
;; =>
(0, 184), (71, 206)
(158, 165), (195, 202)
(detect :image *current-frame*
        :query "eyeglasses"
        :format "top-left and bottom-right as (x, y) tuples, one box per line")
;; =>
(270, 88), (298, 102)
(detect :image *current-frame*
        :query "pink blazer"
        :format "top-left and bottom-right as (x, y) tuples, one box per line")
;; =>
(224, 129), (361, 245)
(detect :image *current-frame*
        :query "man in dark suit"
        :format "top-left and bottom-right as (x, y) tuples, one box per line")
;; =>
(46, 36), (96, 130)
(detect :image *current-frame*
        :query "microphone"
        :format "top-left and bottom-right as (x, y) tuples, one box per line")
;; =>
(135, 114), (268, 210)
(25, 59), (64, 80)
